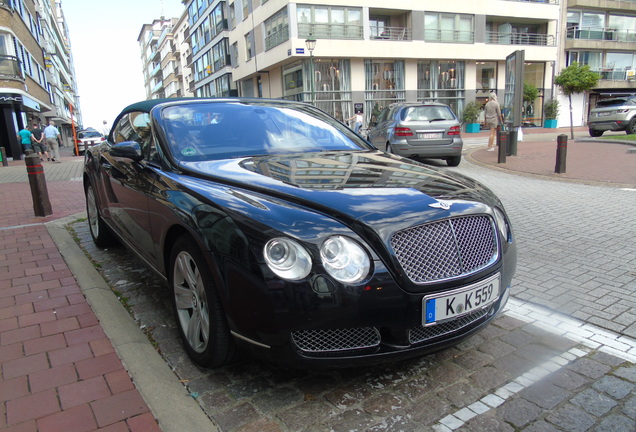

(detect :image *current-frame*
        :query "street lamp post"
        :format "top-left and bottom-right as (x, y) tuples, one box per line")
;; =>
(305, 36), (316, 105)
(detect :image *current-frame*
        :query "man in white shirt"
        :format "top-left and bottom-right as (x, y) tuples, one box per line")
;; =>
(44, 121), (62, 163)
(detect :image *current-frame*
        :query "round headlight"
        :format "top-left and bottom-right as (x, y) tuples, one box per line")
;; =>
(493, 207), (509, 241)
(264, 238), (312, 280)
(320, 236), (370, 284)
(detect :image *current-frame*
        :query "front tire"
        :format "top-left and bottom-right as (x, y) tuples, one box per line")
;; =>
(85, 184), (117, 247)
(626, 118), (636, 134)
(170, 235), (234, 368)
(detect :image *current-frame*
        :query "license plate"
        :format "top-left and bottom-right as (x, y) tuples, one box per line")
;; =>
(423, 274), (500, 325)
(597, 112), (611, 117)
(418, 132), (441, 139)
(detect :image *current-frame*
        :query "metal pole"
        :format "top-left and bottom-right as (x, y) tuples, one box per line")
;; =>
(310, 51), (315, 105)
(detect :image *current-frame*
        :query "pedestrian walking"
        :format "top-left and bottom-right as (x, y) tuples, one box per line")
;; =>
(17, 126), (33, 157)
(484, 91), (504, 151)
(31, 122), (50, 162)
(44, 121), (62, 163)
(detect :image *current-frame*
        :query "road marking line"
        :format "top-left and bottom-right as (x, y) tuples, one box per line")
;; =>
(504, 298), (636, 362)
(434, 346), (590, 431)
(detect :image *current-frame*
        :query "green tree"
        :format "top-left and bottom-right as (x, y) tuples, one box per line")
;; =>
(554, 62), (600, 139)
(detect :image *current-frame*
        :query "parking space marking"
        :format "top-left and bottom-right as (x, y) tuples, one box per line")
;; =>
(432, 298), (636, 431)
(434, 346), (590, 431)
(504, 298), (636, 363)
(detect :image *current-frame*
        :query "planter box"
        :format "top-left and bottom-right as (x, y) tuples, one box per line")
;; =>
(543, 119), (557, 128)
(465, 123), (481, 133)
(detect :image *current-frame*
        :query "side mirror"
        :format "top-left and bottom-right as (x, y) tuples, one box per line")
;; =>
(110, 141), (143, 162)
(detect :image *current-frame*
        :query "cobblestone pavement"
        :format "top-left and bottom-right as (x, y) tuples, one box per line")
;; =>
(67, 154), (636, 432)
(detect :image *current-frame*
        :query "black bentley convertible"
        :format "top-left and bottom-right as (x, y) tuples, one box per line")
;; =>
(83, 98), (516, 368)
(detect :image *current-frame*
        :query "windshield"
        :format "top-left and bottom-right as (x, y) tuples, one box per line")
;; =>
(160, 102), (369, 161)
(400, 106), (455, 121)
(78, 131), (102, 139)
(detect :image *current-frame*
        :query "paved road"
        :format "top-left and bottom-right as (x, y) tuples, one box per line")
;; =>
(64, 152), (636, 431)
(453, 157), (636, 339)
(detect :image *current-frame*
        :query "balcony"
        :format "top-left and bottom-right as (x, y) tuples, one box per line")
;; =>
(265, 25), (289, 51)
(298, 23), (363, 40)
(152, 80), (164, 94)
(567, 26), (636, 42)
(596, 68), (636, 81)
(424, 30), (474, 44)
(371, 26), (411, 41)
(0, 55), (24, 81)
(486, 31), (555, 46)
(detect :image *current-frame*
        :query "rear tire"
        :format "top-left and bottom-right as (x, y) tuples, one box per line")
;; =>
(85, 184), (117, 247)
(386, 143), (394, 154)
(170, 235), (235, 368)
(589, 128), (603, 137)
(446, 156), (461, 167)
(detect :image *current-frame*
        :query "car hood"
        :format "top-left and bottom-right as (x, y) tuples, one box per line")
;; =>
(179, 151), (499, 226)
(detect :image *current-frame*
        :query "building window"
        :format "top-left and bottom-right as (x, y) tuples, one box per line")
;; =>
(364, 60), (405, 123)
(424, 13), (473, 43)
(265, 8), (289, 50)
(245, 32), (253, 60)
(297, 5), (362, 39)
(417, 60), (465, 116)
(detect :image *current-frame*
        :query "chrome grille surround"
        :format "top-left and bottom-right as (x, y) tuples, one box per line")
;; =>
(409, 307), (490, 344)
(291, 327), (381, 354)
(391, 215), (498, 284)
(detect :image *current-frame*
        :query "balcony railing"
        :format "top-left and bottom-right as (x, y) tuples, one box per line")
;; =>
(265, 25), (290, 51)
(370, 26), (411, 41)
(486, 31), (555, 46)
(0, 55), (23, 80)
(595, 69), (636, 81)
(299, 23), (363, 40)
(424, 30), (474, 44)
(567, 26), (636, 42)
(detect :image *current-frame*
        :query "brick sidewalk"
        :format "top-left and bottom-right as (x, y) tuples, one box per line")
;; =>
(0, 170), (162, 431)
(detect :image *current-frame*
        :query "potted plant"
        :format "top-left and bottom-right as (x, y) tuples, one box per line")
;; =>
(461, 101), (482, 133)
(543, 98), (559, 128)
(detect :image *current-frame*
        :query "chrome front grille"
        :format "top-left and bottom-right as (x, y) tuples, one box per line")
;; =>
(409, 307), (490, 344)
(291, 327), (381, 354)
(390, 216), (497, 284)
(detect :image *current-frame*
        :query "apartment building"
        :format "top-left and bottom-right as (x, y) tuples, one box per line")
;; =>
(0, 0), (81, 160)
(138, 16), (193, 100)
(560, 0), (636, 125)
(183, 0), (560, 127)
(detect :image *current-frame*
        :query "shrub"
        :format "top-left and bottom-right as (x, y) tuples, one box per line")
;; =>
(461, 101), (481, 124)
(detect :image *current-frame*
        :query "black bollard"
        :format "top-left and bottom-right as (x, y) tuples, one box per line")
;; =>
(0, 147), (7, 167)
(25, 153), (52, 216)
(508, 129), (518, 156)
(555, 134), (567, 174)
(497, 128), (507, 164)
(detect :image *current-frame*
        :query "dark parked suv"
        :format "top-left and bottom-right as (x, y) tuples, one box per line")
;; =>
(366, 102), (463, 166)
(588, 96), (636, 137)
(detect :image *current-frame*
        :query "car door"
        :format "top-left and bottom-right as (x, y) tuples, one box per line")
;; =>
(97, 111), (157, 263)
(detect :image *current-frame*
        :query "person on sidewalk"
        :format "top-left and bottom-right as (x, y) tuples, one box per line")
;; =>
(484, 91), (503, 151)
(31, 122), (50, 162)
(17, 126), (33, 158)
(44, 121), (62, 163)
(348, 111), (364, 134)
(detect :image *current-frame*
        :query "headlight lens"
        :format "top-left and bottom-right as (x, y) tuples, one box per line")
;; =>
(320, 236), (370, 284)
(264, 238), (312, 280)
(493, 208), (509, 241)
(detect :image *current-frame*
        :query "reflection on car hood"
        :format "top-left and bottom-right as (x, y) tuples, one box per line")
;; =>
(179, 150), (499, 221)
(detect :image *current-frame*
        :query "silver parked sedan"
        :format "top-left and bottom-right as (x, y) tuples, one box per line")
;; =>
(367, 102), (463, 166)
